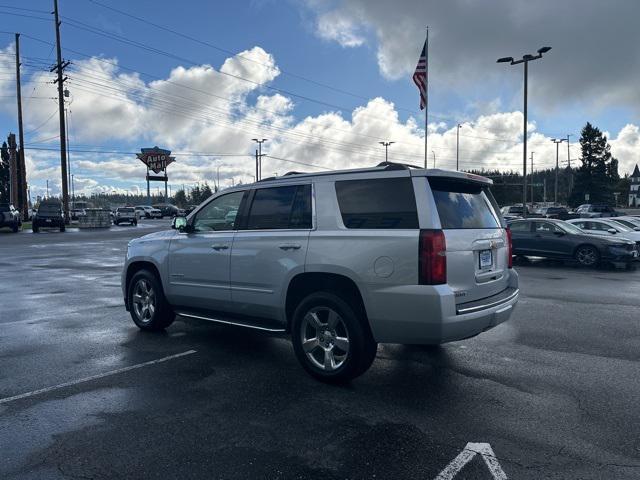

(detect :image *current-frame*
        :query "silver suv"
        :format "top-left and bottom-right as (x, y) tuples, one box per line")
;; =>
(122, 163), (519, 382)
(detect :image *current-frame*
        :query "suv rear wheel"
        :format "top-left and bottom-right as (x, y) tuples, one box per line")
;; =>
(128, 269), (175, 331)
(291, 291), (377, 383)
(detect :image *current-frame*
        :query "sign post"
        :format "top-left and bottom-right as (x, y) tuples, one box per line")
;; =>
(136, 147), (175, 205)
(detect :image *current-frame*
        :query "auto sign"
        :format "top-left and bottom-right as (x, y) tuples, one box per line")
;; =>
(136, 147), (176, 174)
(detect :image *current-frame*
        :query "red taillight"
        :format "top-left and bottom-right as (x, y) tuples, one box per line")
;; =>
(419, 229), (447, 285)
(506, 227), (513, 268)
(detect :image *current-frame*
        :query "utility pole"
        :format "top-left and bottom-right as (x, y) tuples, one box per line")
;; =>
(530, 151), (534, 208)
(379, 141), (394, 162)
(566, 134), (573, 198)
(15, 33), (27, 219)
(551, 138), (567, 205)
(52, 0), (70, 222)
(252, 138), (267, 181)
(456, 124), (462, 170)
(497, 46), (552, 218)
(431, 150), (436, 168)
(254, 149), (259, 182)
(70, 173), (75, 202)
(216, 165), (220, 191)
(46, 179), (49, 198)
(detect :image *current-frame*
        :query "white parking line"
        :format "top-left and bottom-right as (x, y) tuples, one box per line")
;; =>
(434, 442), (507, 480)
(0, 350), (197, 405)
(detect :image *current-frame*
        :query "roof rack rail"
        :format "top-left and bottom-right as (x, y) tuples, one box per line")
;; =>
(258, 176), (278, 182)
(283, 171), (306, 176)
(376, 161), (423, 170)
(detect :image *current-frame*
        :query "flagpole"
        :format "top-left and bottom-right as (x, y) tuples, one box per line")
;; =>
(424, 27), (429, 169)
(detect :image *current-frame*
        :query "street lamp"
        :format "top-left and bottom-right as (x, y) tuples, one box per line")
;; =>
(456, 124), (462, 171)
(431, 150), (436, 168)
(379, 141), (394, 162)
(497, 46), (552, 218)
(252, 138), (268, 181)
(551, 137), (567, 204)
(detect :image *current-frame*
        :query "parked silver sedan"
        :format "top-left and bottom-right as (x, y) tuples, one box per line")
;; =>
(567, 218), (640, 245)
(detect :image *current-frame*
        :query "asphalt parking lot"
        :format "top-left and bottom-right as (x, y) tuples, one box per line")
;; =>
(1, 224), (639, 479)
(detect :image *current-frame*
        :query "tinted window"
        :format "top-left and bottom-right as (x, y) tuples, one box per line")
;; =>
(118, 208), (134, 213)
(38, 203), (61, 213)
(509, 221), (531, 232)
(429, 178), (500, 229)
(246, 185), (310, 230)
(534, 221), (562, 233)
(0, 204), (9, 212)
(335, 177), (418, 229)
(193, 191), (245, 232)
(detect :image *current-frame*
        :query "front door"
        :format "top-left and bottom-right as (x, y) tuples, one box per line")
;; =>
(167, 190), (246, 312)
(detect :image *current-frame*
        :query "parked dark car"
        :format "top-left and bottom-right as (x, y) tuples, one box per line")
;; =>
(508, 218), (637, 268)
(152, 203), (182, 218)
(32, 200), (65, 233)
(536, 206), (578, 220)
(501, 205), (543, 218)
(182, 205), (198, 216)
(0, 203), (21, 232)
(574, 204), (619, 218)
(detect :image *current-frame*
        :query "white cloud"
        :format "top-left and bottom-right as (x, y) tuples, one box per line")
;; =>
(316, 11), (365, 47)
(6, 41), (639, 201)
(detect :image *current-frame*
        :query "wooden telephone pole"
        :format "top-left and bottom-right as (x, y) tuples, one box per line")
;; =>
(52, 0), (70, 221)
(15, 33), (28, 217)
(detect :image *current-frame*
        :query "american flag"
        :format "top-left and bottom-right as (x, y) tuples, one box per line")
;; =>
(412, 41), (427, 110)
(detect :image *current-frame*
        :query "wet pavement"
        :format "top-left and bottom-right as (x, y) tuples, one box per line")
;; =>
(1, 224), (639, 479)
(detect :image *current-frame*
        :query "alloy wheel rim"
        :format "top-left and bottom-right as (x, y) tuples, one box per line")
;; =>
(132, 279), (155, 323)
(578, 247), (596, 265)
(300, 306), (350, 371)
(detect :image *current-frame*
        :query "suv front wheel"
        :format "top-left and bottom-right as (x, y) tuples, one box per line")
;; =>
(291, 291), (377, 383)
(128, 270), (175, 331)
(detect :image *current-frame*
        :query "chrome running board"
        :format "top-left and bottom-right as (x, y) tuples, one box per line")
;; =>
(176, 312), (286, 333)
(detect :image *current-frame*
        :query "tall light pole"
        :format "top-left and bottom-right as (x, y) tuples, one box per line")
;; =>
(530, 151), (535, 208)
(252, 138), (267, 181)
(456, 124), (462, 170)
(497, 46), (552, 218)
(551, 137), (567, 204)
(566, 134), (573, 197)
(431, 150), (436, 168)
(379, 141), (394, 162)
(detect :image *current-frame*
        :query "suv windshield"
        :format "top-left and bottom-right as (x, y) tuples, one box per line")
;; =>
(38, 203), (61, 213)
(118, 208), (134, 213)
(429, 178), (500, 229)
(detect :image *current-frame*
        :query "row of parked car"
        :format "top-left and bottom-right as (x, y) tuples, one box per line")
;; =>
(508, 215), (640, 268)
(501, 203), (620, 221)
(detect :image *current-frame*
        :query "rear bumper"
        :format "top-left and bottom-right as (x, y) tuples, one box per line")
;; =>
(366, 269), (519, 344)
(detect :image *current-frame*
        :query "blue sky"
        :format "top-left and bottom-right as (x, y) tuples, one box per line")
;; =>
(0, 0), (638, 198)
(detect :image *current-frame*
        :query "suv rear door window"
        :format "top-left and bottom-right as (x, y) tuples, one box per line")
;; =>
(335, 177), (418, 229)
(428, 177), (500, 229)
(246, 184), (311, 230)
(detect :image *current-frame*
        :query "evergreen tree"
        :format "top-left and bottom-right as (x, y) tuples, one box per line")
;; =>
(0, 141), (9, 203)
(200, 183), (213, 201)
(174, 189), (187, 208)
(570, 122), (619, 206)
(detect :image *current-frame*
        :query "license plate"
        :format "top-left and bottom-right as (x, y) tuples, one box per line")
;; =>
(479, 249), (493, 268)
(633, 251), (638, 258)
(45, 219), (52, 223)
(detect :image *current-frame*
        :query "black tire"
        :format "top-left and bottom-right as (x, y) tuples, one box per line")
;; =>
(133, 220), (137, 226)
(114, 220), (119, 226)
(11, 223), (18, 233)
(59, 224), (65, 232)
(32, 223), (38, 233)
(575, 244), (599, 267)
(291, 291), (377, 383)
(127, 269), (175, 331)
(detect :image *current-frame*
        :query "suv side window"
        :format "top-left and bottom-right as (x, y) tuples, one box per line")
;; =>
(534, 221), (561, 233)
(192, 191), (245, 232)
(245, 184), (311, 230)
(335, 177), (418, 229)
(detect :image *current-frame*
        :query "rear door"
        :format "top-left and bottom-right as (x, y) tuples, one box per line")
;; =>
(427, 177), (508, 305)
(229, 184), (312, 321)
(508, 221), (534, 254)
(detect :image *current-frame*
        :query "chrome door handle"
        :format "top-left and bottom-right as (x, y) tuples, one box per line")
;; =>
(279, 243), (301, 250)
(211, 244), (229, 250)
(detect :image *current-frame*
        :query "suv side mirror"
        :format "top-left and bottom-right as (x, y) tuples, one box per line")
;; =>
(173, 216), (188, 231)
(607, 228), (617, 234)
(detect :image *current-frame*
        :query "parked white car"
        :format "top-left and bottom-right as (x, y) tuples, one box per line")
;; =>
(609, 216), (640, 231)
(134, 205), (162, 219)
(567, 218), (640, 245)
(122, 163), (519, 382)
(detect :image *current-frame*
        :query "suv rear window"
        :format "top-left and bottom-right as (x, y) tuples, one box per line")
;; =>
(335, 177), (418, 229)
(246, 184), (312, 230)
(0, 204), (9, 212)
(428, 177), (500, 229)
(119, 208), (134, 213)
